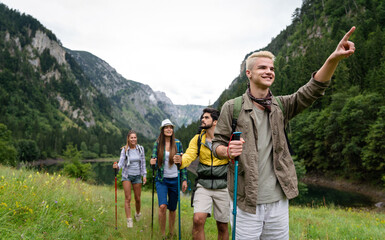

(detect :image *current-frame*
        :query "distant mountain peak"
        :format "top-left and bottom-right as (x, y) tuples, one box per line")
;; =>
(67, 49), (205, 137)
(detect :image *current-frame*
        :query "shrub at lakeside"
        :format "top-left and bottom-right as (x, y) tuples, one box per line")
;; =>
(61, 143), (93, 181)
(0, 165), (384, 239)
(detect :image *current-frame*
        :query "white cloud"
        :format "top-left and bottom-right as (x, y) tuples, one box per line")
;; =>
(2, 0), (302, 105)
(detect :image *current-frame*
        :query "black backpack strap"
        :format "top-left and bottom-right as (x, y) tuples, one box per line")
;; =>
(191, 131), (205, 207)
(196, 131), (205, 157)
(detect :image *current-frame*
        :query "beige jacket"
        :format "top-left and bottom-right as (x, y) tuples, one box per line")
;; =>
(212, 75), (329, 214)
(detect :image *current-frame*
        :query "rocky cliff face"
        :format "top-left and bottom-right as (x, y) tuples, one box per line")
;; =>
(66, 50), (205, 138)
(6, 29), (100, 129)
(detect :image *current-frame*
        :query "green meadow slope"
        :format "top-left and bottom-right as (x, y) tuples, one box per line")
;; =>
(1, 165), (384, 239)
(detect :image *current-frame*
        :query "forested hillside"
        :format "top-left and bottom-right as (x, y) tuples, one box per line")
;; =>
(0, 3), (203, 166)
(212, 0), (385, 186)
(0, 4), (127, 163)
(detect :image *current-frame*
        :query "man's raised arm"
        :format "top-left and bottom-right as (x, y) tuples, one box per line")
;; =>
(314, 26), (356, 83)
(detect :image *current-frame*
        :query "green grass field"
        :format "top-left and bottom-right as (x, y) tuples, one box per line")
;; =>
(1, 165), (384, 239)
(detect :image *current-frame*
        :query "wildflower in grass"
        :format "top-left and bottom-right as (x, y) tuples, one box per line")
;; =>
(93, 218), (96, 221)
(348, 207), (352, 212)
(55, 201), (58, 204)
(1, 202), (7, 207)
(65, 220), (69, 225)
(46, 205), (49, 209)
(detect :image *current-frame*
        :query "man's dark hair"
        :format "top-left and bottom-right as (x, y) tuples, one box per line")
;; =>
(201, 107), (220, 121)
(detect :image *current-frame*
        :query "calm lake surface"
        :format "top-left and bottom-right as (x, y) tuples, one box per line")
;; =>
(34, 160), (375, 208)
(290, 184), (374, 208)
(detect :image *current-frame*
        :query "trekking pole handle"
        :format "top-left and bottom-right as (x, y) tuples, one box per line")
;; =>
(150, 157), (157, 170)
(175, 153), (182, 170)
(113, 162), (118, 176)
(232, 132), (242, 162)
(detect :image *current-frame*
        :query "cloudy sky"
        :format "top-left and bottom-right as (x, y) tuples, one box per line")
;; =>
(2, 0), (303, 105)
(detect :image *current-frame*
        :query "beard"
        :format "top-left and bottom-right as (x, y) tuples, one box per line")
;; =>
(201, 122), (213, 130)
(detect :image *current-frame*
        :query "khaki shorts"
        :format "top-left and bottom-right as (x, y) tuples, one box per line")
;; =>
(193, 183), (230, 223)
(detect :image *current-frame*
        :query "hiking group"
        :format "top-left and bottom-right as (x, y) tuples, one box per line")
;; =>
(112, 26), (356, 239)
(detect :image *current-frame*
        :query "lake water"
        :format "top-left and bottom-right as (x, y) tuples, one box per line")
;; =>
(35, 161), (375, 208)
(35, 160), (117, 185)
(290, 184), (374, 208)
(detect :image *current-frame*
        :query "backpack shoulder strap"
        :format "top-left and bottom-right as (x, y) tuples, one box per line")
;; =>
(136, 144), (144, 154)
(274, 96), (284, 114)
(196, 131), (205, 157)
(231, 96), (243, 133)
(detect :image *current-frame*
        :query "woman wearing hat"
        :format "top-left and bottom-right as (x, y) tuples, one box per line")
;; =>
(113, 130), (147, 228)
(150, 119), (188, 238)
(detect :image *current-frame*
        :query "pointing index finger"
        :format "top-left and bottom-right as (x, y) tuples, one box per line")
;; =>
(342, 26), (356, 41)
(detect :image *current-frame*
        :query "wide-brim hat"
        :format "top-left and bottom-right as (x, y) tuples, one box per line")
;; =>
(160, 119), (174, 130)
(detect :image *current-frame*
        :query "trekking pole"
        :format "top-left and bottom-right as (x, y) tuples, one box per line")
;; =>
(231, 132), (242, 240)
(151, 163), (155, 238)
(114, 162), (118, 230)
(176, 154), (182, 240)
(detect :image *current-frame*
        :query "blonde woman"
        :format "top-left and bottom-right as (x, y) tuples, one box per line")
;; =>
(113, 130), (147, 228)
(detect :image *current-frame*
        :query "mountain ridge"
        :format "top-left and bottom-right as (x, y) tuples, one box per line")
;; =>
(0, 3), (204, 160)
(66, 49), (205, 138)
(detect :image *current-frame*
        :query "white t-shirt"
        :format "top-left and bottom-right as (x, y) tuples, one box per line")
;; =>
(163, 151), (178, 178)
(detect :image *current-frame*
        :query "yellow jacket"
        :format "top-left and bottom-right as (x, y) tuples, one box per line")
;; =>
(181, 130), (229, 169)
